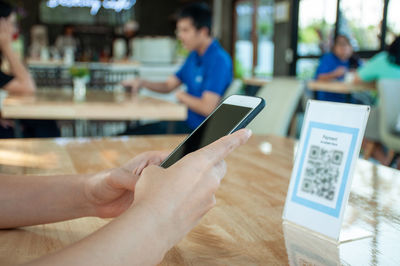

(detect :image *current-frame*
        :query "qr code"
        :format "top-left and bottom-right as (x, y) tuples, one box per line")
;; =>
(301, 145), (343, 201)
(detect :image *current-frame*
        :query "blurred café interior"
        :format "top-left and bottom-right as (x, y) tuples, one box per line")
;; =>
(0, 0), (400, 265)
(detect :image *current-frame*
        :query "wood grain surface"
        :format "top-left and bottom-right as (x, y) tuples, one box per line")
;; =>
(1, 90), (186, 121)
(307, 81), (375, 94)
(0, 135), (399, 265)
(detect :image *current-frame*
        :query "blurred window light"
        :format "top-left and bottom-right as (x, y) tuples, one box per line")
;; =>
(46, 0), (136, 15)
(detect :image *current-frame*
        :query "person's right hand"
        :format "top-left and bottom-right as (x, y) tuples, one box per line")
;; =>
(121, 78), (143, 94)
(333, 66), (347, 78)
(132, 128), (252, 248)
(0, 18), (13, 50)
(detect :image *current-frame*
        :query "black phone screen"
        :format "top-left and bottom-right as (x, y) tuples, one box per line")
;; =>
(161, 103), (252, 168)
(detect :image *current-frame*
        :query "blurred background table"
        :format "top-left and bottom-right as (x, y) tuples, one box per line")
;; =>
(2, 90), (186, 121)
(242, 77), (270, 96)
(307, 81), (376, 94)
(0, 135), (398, 265)
(1, 90), (187, 137)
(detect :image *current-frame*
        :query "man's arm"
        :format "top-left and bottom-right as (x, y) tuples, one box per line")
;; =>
(175, 56), (231, 117)
(121, 75), (181, 94)
(317, 66), (346, 81)
(176, 90), (221, 116)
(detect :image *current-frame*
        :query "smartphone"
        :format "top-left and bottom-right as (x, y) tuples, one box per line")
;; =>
(160, 95), (265, 168)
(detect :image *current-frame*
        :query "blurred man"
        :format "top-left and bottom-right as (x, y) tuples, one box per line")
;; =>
(121, 3), (233, 134)
(314, 34), (361, 102)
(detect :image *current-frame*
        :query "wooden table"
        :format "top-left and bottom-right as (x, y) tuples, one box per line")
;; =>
(308, 81), (375, 94)
(242, 78), (270, 96)
(243, 77), (270, 87)
(1, 90), (186, 121)
(0, 135), (399, 265)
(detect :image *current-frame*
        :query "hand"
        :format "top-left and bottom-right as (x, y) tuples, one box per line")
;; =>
(0, 18), (13, 50)
(84, 151), (169, 218)
(132, 129), (252, 247)
(175, 90), (186, 103)
(121, 78), (143, 94)
(333, 66), (347, 78)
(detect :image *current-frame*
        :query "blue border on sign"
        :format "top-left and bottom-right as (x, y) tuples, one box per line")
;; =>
(291, 121), (359, 218)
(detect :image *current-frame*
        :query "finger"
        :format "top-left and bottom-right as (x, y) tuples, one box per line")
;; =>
(192, 129), (251, 166)
(133, 151), (170, 175)
(109, 168), (139, 191)
(149, 150), (170, 164)
(133, 161), (147, 176)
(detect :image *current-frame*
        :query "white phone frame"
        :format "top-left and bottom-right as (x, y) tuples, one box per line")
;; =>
(223, 94), (262, 109)
(160, 95), (263, 167)
(190, 94), (262, 136)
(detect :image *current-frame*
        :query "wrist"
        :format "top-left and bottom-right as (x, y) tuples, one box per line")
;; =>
(177, 91), (186, 102)
(79, 173), (101, 217)
(127, 202), (174, 263)
(140, 79), (147, 88)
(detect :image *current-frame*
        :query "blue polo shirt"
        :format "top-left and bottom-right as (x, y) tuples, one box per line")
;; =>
(175, 39), (233, 129)
(314, 52), (349, 102)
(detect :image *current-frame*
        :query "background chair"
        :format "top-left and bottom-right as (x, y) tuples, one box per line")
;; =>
(247, 77), (303, 137)
(378, 79), (400, 168)
(223, 79), (243, 98)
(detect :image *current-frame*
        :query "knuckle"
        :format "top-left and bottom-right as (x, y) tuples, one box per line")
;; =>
(208, 175), (220, 192)
(220, 160), (227, 173)
(208, 196), (217, 209)
(188, 152), (210, 169)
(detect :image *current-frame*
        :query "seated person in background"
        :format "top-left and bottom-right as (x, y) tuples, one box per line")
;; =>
(355, 36), (400, 82)
(55, 24), (80, 59)
(0, 4), (35, 94)
(354, 36), (400, 168)
(0, 1), (59, 138)
(0, 129), (251, 265)
(121, 3), (233, 134)
(314, 34), (361, 102)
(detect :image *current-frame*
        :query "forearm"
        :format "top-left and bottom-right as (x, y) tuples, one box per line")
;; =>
(1, 44), (35, 92)
(27, 203), (172, 266)
(0, 174), (93, 228)
(178, 92), (215, 116)
(142, 80), (174, 94)
(317, 72), (339, 81)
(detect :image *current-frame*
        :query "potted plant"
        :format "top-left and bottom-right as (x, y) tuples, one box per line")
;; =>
(69, 66), (90, 101)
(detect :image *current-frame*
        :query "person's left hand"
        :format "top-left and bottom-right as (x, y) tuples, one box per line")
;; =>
(83, 151), (169, 218)
(0, 18), (13, 50)
(175, 90), (186, 103)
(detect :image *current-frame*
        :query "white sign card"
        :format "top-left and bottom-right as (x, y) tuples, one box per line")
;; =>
(283, 100), (370, 241)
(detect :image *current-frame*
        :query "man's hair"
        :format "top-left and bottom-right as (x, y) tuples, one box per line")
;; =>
(388, 36), (400, 66)
(0, 1), (13, 18)
(178, 2), (212, 35)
